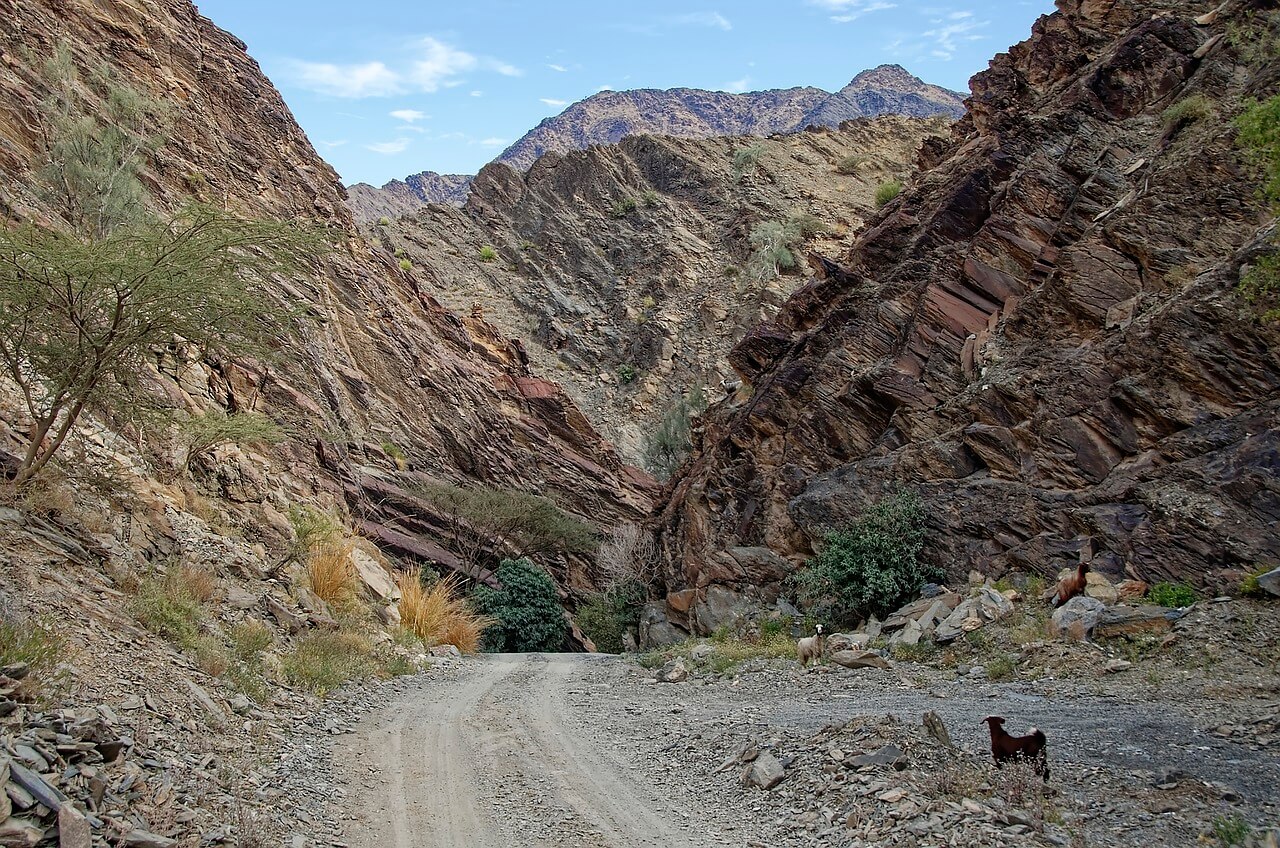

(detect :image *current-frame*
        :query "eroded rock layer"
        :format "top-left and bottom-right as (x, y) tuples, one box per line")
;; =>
(654, 0), (1280, 637)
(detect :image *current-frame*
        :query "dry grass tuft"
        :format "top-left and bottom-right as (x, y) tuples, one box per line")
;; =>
(397, 570), (491, 653)
(306, 539), (359, 606)
(177, 562), (218, 604)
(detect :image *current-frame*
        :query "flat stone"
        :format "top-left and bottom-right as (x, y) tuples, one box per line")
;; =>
(830, 650), (892, 670)
(741, 752), (786, 789)
(350, 547), (400, 602)
(1084, 572), (1119, 605)
(120, 830), (177, 848)
(428, 644), (461, 658)
(0, 817), (43, 848)
(7, 761), (64, 811)
(1256, 566), (1280, 598)
(58, 803), (92, 848)
(1093, 605), (1173, 638)
(846, 744), (907, 770)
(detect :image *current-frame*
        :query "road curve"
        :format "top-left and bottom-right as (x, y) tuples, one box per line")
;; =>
(336, 654), (707, 848)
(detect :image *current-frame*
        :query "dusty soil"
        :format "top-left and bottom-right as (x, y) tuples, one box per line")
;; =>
(330, 649), (1279, 848)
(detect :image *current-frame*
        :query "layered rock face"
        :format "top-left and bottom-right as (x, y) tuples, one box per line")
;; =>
(653, 0), (1280, 637)
(374, 117), (948, 462)
(347, 171), (473, 220)
(349, 65), (964, 219)
(0, 0), (654, 589)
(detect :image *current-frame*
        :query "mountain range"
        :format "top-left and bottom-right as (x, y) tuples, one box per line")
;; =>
(345, 64), (964, 222)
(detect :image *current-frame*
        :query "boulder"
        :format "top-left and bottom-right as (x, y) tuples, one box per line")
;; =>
(922, 711), (953, 748)
(846, 744), (907, 770)
(1256, 567), (1280, 598)
(934, 598), (980, 643)
(692, 585), (758, 634)
(825, 632), (869, 653)
(975, 587), (1014, 621)
(898, 618), (923, 646)
(741, 752), (786, 789)
(639, 602), (686, 647)
(1093, 605), (1175, 638)
(690, 642), (716, 662)
(1049, 596), (1106, 641)
(1084, 572), (1119, 605)
(350, 547), (400, 602)
(830, 650), (892, 670)
(656, 657), (688, 683)
(1115, 579), (1150, 601)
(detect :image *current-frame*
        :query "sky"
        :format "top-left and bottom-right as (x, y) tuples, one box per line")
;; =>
(195, 0), (1055, 187)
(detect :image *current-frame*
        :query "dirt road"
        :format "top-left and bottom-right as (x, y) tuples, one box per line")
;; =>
(336, 653), (714, 848)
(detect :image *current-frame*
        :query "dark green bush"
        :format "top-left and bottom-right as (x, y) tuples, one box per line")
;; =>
(616, 364), (639, 385)
(642, 386), (708, 480)
(575, 581), (645, 654)
(472, 559), (568, 652)
(874, 179), (903, 208)
(610, 197), (637, 218)
(1147, 582), (1196, 608)
(789, 490), (938, 626)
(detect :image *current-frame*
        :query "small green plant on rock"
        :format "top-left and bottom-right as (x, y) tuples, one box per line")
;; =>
(642, 386), (708, 480)
(731, 143), (765, 180)
(478, 245), (498, 262)
(1211, 812), (1251, 847)
(616, 364), (639, 384)
(378, 216), (391, 226)
(398, 257), (413, 271)
(179, 410), (284, 472)
(1236, 95), (1280, 319)
(835, 154), (867, 175)
(875, 179), (904, 207)
(610, 197), (637, 218)
(1161, 94), (1213, 133)
(1147, 582), (1196, 608)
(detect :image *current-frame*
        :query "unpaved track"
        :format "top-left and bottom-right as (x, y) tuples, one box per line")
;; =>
(338, 654), (705, 848)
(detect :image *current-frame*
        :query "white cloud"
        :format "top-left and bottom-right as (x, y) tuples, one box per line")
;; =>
(808, 0), (897, 22)
(390, 109), (427, 123)
(722, 77), (750, 93)
(470, 90), (484, 97)
(668, 11), (732, 30)
(284, 60), (401, 98)
(317, 139), (349, 149)
(366, 138), (410, 154)
(283, 37), (520, 98)
(478, 138), (508, 147)
(540, 98), (569, 107)
(921, 18), (987, 59)
(547, 63), (568, 72)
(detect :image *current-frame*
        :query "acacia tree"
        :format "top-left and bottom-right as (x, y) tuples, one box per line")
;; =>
(0, 49), (319, 485)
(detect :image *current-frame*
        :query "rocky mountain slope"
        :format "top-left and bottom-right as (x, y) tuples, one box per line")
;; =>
(371, 116), (949, 463)
(650, 0), (1280, 638)
(347, 170), (473, 221)
(348, 65), (963, 220)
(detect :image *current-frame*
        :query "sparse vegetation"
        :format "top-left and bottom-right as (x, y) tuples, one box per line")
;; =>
(610, 196), (638, 217)
(788, 211), (828, 237)
(287, 505), (344, 563)
(0, 51), (321, 486)
(747, 220), (798, 281)
(131, 569), (208, 648)
(471, 558), (567, 653)
(381, 440), (408, 470)
(378, 216), (391, 226)
(1211, 812), (1251, 847)
(1236, 95), (1280, 319)
(575, 581), (645, 654)
(478, 244), (498, 262)
(640, 629), (798, 674)
(1147, 582), (1196, 608)
(875, 179), (904, 207)
(985, 652), (1017, 681)
(640, 189), (660, 208)
(0, 614), (66, 696)
(399, 257), (413, 271)
(396, 570), (491, 653)
(731, 143), (765, 179)
(1241, 565), (1274, 596)
(305, 539), (359, 608)
(788, 490), (939, 627)
(641, 386), (707, 480)
(835, 154), (867, 174)
(1161, 94), (1213, 134)
(616, 363), (639, 384)
(596, 522), (659, 589)
(180, 411), (284, 472)
(411, 481), (598, 567)
(282, 631), (378, 695)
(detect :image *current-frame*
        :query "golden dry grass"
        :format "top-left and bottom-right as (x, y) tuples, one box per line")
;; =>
(176, 562), (218, 604)
(397, 570), (491, 654)
(306, 539), (358, 606)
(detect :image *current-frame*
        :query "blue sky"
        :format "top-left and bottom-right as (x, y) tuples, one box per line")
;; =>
(195, 1), (1054, 187)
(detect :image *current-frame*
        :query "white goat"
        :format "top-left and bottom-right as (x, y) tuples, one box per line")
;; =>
(797, 624), (824, 668)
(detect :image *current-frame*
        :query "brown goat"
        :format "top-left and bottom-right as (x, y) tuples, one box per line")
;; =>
(983, 716), (1049, 781)
(1051, 561), (1089, 608)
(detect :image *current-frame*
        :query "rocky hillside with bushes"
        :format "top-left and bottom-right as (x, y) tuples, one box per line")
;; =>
(649, 0), (1280, 640)
(372, 116), (949, 466)
(347, 65), (963, 219)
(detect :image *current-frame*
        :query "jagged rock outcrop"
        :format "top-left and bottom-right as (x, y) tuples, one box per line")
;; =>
(349, 65), (964, 219)
(653, 0), (1280, 637)
(0, 0), (654, 591)
(373, 117), (948, 462)
(347, 171), (473, 221)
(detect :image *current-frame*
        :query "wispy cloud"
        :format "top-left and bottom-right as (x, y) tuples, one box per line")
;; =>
(721, 77), (751, 93)
(366, 138), (410, 154)
(284, 60), (401, 98)
(282, 36), (521, 98)
(540, 98), (569, 107)
(317, 139), (349, 149)
(478, 137), (508, 147)
(547, 63), (568, 72)
(390, 109), (427, 123)
(921, 15), (988, 59)
(470, 90), (484, 97)
(807, 0), (897, 22)
(667, 11), (732, 30)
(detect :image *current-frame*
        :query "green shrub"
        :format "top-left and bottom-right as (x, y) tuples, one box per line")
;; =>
(731, 143), (765, 178)
(287, 504), (343, 561)
(1241, 565), (1275, 596)
(282, 631), (378, 695)
(640, 190), (660, 208)
(787, 211), (828, 237)
(1147, 582), (1196, 608)
(230, 620), (273, 661)
(398, 258), (412, 271)
(1238, 95), (1280, 206)
(0, 616), (65, 693)
(985, 652), (1016, 681)
(835, 154), (867, 175)
(890, 641), (937, 662)
(874, 179), (903, 207)
(1161, 94), (1213, 132)
(642, 386), (708, 480)
(472, 559), (567, 652)
(747, 220), (799, 281)
(378, 216), (391, 226)
(1212, 812), (1251, 847)
(180, 410), (283, 471)
(478, 245), (498, 262)
(131, 574), (205, 648)
(381, 440), (408, 470)
(610, 197), (638, 218)
(722, 265), (740, 277)
(788, 490), (938, 626)
(616, 364), (639, 385)
(575, 582), (645, 654)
